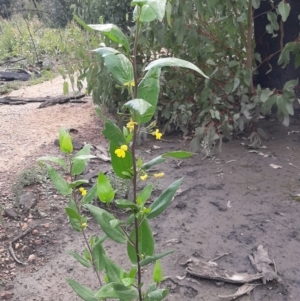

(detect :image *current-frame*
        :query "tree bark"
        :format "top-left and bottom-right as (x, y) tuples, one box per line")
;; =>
(254, 0), (300, 90)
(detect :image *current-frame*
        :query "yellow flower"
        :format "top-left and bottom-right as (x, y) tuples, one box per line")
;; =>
(140, 174), (148, 181)
(126, 118), (138, 132)
(153, 172), (164, 178)
(81, 222), (87, 229)
(152, 129), (162, 140)
(124, 80), (135, 87)
(79, 187), (87, 196)
(115, 144), (128, 158)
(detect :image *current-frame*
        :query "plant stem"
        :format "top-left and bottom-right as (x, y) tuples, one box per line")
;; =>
(131, 10), (143, 301)
(132, 125), (142, 301)
(68, 156), (103, 288)
(246, 0), (255, 95)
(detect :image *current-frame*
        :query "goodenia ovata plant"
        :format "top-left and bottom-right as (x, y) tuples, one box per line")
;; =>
(39, 1), (208, 300)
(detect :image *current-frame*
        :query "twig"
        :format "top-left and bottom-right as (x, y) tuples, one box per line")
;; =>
(8, 224), (38, 265)
(269, 216), (296, 230)
(225, 160), (236, 164)
(210, 253), (229, 262)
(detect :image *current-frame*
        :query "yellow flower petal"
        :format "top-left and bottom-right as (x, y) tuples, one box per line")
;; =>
(81, 222), (87, 229)
(153, 172), (164, 178)
(140, 174), (148, 181)
(126, 119), (137, 132)
(115, 148), (126, 158)
(152, 129), (162, 140)
(120, 144), (128, 151)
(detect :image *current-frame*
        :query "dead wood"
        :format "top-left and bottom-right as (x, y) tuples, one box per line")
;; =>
(0, 93), (86, 108)
(218, 283), (259, 300)
(0, 71), (31, 81)
(185, 258), (263, 284)
(249, 245), (282, 284)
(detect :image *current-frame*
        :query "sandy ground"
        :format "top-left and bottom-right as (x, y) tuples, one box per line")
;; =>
(1, 77), (300, 301)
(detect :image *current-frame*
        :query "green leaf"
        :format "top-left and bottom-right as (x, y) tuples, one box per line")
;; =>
(95, 283), (138, 300)
(109, 142), (133, 179)
(92, 237), (106, 271)
(162, 151), (193, 159)
(81, 183), (97, 204)
(123, 98), (153, 123)
(71, 145), (92, 176)
(88, 24), (130, 53)
(142, 156), (166, 170)
(147, 0), (167, 22)
(102, 121), (126, 145)
(67, 198), (82, 232)
(278, 1), (290, 22)
(115, 199), (139, 211)
(68, 180), (89, 189)
(85, 205), (126, 243)
(127, 219), (154, 264)
(137, 184), (154, 206)
(103, 255), (126, 282)
(260, 88), (273, 103)
(93, 48), (134, 86)
(147, 178), (183, 219)
(137, 68), (161, 121)
(63, 81), (69, 95)
(148, 289), (169, 300)
(166, 1), (172, 26)
(37, 156), (66, 169)
(97, 172), (115, 203)
(66, 279), (97, 301)
(153, 261), (163, 283)
(145, 58), (208, 79)
(46, 164), (72, 195)
(67, 250), (92, 268)
(140, 4), (157, 23)
(73, 14), (94, 31)
(122, 277), (136, 287)
(140, 250), (175, 267)
(59, 128), (73, 153)
(65, 207), (81, 220)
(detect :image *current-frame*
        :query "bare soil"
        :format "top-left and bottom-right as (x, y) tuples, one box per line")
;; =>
(1, 77), (300, 301)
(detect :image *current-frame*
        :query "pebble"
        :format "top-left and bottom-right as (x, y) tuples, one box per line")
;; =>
(21, 223), (28, 230)
(14, 243), (20, 250)
(32, 229), (39, 236)
(43, 223), (50, 228)
(0, 291), (14, 300)
(28, 254), (36, 263)
(34, 240), (42, 245)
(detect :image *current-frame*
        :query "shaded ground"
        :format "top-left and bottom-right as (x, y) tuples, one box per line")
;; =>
(1, 78), (300, 301)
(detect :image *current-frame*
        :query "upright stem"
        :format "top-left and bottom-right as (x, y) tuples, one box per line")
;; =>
(68, 156), (103, 288)
(131, 11), (143, 300)
(246, 0), (255, 95)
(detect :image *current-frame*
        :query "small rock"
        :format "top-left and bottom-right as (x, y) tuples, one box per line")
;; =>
(176, 202), (187, 209)
(0, 291), (14, 300)
(28, 254), (36, 263)
(19, 192), (37, 212)
(5, 284), (14, 290)
(43, 223), (50, 228)
(32, 229), (39, 236)
(34, 240), (42, 245)
(21, 223), (28, 230)
(3, 208), (18, 220)
(14, 243), (20, 250)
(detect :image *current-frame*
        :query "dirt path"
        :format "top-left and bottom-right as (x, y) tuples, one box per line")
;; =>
(1, 77), (300, 301)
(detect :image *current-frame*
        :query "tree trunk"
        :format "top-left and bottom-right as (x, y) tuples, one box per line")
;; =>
(254, 0), (300, 90)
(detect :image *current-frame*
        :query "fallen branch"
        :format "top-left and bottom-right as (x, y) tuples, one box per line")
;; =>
(0, 93), (86, 108)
